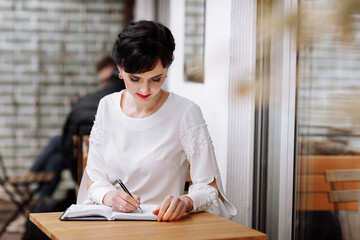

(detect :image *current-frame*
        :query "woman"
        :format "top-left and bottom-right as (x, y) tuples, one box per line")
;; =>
(78, 20), (236, 221)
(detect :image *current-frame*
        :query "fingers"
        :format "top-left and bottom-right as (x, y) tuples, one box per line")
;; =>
(113, 197), (137, 212)
(172, 204), (188, 221)
(157, 196), (171, 221)
(156, 196), (188, 222)
(118, 190), (140, 207)
(111, 190), (140, 212)
(133, 194), (141, 205)
(165, 202), (185, 221)
(152, 208), (160, 215)
(162, 198), (181, 221)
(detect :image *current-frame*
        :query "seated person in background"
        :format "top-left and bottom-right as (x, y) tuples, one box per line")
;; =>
(20, 56), (125, 240)
(26, 134), (64, 198)
(78, 20), (237, 221)
(25, 57), (124, 198)
(62, 56), (126, 183)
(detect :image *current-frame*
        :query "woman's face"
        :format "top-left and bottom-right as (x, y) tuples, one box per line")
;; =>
(119, 60), (167, 104)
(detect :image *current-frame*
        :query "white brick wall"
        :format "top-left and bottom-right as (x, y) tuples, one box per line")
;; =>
(0, 0), (125, 198)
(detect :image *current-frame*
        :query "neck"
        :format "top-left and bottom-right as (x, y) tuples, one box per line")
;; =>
(124, 90), (163, 118)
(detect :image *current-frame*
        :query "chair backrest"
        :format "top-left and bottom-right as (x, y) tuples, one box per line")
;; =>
(82, 136), (89, 173)
(296, 155), (360, 211)
(325, 169), (360, 204)
(74, 135), (89, 185)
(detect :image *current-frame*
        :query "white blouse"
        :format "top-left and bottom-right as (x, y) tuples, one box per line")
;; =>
(77, 90), (237, 219)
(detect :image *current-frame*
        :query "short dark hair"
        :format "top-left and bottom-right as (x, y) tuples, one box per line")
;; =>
(112, 20), (175, 74)
(96, 56), (115, 72)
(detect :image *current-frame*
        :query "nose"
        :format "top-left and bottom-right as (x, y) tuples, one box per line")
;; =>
(139, 81), (150, 94)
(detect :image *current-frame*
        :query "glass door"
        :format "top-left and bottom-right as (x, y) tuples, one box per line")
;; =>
(294, 0), (360, 239)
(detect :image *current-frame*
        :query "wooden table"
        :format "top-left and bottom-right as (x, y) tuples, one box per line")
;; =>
(30, 212), (267, 240)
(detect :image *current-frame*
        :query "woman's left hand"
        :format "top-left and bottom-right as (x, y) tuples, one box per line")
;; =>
(152, 195), (193, 222)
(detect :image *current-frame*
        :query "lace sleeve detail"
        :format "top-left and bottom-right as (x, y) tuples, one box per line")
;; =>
(89, 115), (102, 146)
(181, 121), (214, 160)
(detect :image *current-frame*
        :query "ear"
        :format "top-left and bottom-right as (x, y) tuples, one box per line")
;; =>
(116, 65), (124, 74)
(117, 65), (124, 79)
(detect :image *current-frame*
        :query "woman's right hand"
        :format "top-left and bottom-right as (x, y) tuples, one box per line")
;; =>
(103, 190), (140, 213)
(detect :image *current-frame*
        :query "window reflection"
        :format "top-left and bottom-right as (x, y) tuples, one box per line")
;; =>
(183, 0), (205, 83)
(295, 0), (360, 239)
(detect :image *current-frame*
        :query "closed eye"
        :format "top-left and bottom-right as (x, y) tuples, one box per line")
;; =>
(152, 77), (161, 82)
(129, 76), (140, 82)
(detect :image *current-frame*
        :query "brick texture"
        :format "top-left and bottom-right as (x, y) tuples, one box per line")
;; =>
(0, 0), (124, 197)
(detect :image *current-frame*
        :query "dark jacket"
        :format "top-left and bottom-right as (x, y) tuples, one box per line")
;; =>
(62, 76), (125, 182)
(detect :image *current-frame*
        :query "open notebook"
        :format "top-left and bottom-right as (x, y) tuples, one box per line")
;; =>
(60, 204), (158, 221)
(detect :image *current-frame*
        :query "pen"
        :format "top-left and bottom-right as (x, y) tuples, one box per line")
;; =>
(117, 179), (143, 213)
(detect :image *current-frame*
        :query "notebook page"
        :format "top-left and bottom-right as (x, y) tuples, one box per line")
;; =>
(63, 204), (113, 220)
(110, 204), (158, 221)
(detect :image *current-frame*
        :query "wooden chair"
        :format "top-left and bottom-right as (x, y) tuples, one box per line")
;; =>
(0, 152), (54, 237)
(325, 169), (360, 240)
(72, 124), (93, 185)
(325, 169), (360, 208)
(73, 135), (89, 186)
(296, 155), (360, 211)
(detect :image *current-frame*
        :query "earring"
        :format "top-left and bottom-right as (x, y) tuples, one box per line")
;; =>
(118, 73), (122, 79)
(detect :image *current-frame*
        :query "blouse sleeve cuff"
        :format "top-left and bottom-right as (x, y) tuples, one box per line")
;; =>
(185, 183), (237, 219)
(185, 184), (218, 213)
(89, 185), (116, 205)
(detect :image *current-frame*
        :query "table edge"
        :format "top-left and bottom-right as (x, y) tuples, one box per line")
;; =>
(30, 212), (267, 240)
(30, 213), (60, 240)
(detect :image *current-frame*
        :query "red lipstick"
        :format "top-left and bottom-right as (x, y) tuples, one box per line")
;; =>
(137, 93), (151, 99)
